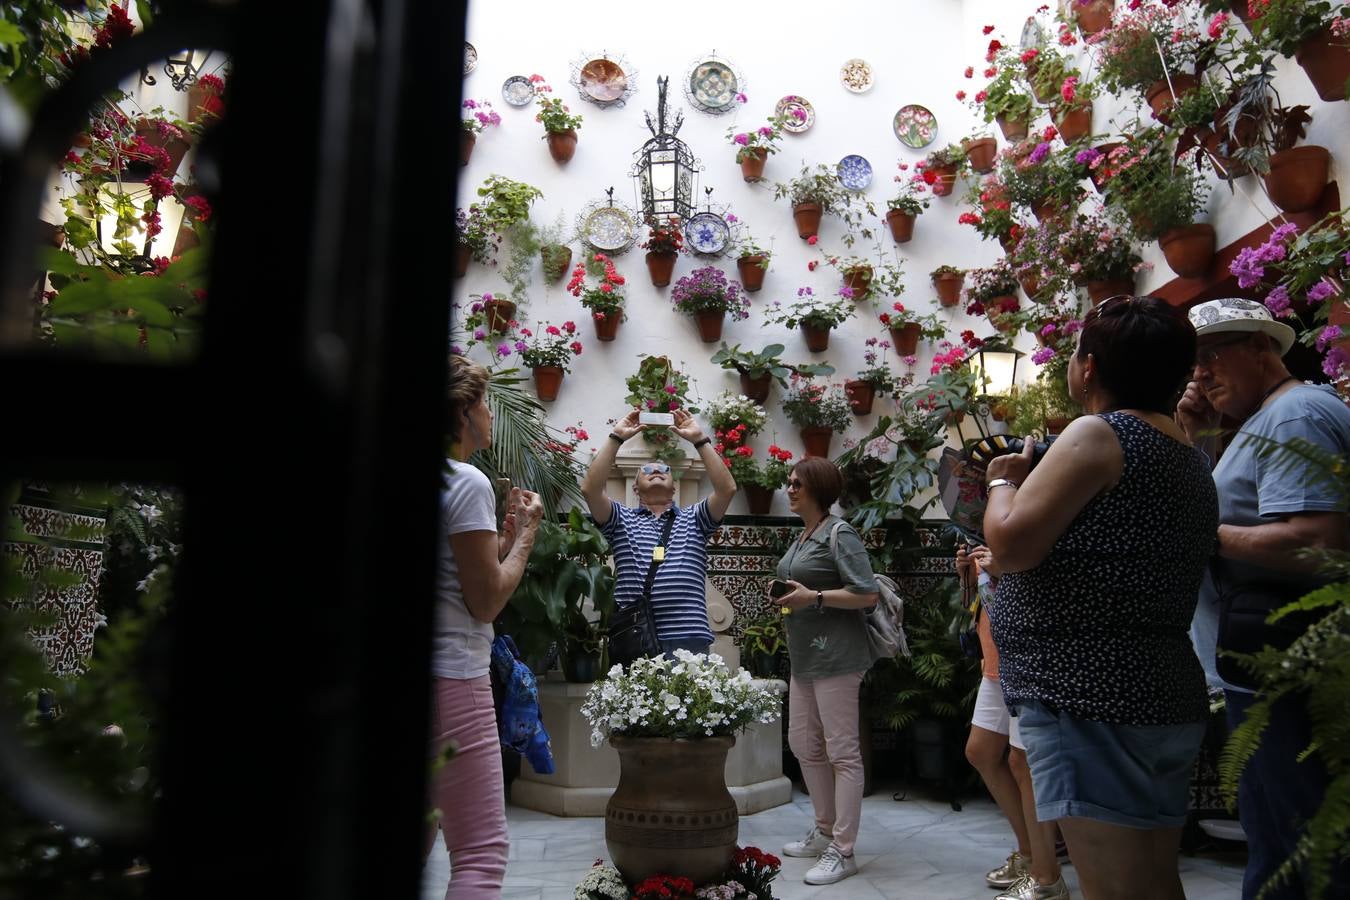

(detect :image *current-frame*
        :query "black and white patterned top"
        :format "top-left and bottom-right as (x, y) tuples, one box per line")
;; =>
(989, 412), (1217, 726)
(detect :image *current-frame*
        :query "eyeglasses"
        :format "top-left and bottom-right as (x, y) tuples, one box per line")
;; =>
(785, 478), (804, 491)
(1083, 294), (1134, 323)
(1195, 334), (1251, 368)
(640, 463), (671, 475)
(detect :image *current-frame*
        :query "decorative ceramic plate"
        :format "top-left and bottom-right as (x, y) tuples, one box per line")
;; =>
(836, 155), (873, 191)
(839, 58), (874, 93)
(463, 42), (477, 76)
(501, 75), (535, 107)
(775, 95), (815, 133)
(684, 212), (731, 256)
(892, 104), (938, 148)
(688, 59), (739, 111)
(582, 206), (636, 252)
(580, 58), (628, 103)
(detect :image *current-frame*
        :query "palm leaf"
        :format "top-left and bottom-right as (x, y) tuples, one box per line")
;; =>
(473, 368), (583, 519)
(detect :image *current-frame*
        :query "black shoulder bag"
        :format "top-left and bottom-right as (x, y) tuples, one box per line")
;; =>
(607, 511), (676, 668)
(1213, 558), (1322, 690)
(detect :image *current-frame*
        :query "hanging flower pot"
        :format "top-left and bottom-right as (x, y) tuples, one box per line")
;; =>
(1263, 145), (1331, 214)
(1055, 104), (1092, 144)
(546, 129), (577, 163)
(1144, 74), (1198, 124)
(844, 380), (876, 416)
(1088, 142), (1121, 194)
(592, 311), (621, 342)
(963, 137), (999, 174)
(461, 131), (476, 167)
(532, 365), (564, 401)
(743, 484), (774, 515)
(1045, 415), (1073, 435)
(484, 297), (517, 333)
(843, 265), (873, 298)
(540, 244), (573, 282)
(885, 208), (916, 244)
(1086, 279), (1135, 306)
(646, 251), (678, 287)
(987, 298), (1021, 334)
(128, 120), (191, 177)
(1295, 28), (1350, 102)
(187, 79), (225, 124)
(693, 310), (725, 343)
(801, 323), (831, 352)
(454, 243), (471, 278)
(792, 202), (823, 239)
(928, 165), (958, 197)
(739, 147), (769, 182)
(996, 116), (1029, 142)
(1201, 129), (1249, 179)
(736, 255), (767, 293)
(800, 426), (834, 459)
(1020, 271), (1045, 300)
(1075, 0), (1114, 35)
(739, 371), (772, 404)
(933, 273), (965, 308)
(1158, 223), (1216, 279)
(1030, 200), (1060, 225)
(889, 323), (922, 356)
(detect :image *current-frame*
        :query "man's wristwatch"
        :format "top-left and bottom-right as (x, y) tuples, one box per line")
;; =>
(814, 591), (824, 611)
(987, 478), (1019, 491)
(691, 436), (711, 449)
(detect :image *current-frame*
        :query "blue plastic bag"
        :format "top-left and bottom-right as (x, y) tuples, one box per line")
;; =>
(489, 635), (555, 775)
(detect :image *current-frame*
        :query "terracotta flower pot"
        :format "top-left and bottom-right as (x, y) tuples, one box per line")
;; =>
(593, 311), (621, 342)
(1158, 223), (1216, 279)
(1075, 0), (1114, 35)
(128, 120), (191, 176)
(737, 255), (767, 292)
(885, 208), (916, 244)
(738, 371), (772, 404)
(540, 244), (573, 282)
(461, 130), (475, 166)
(933, 273), (964, 308)
(927, 164), (958, 197)
(1020, 271), (1045, 300)
(1031, 200), (1061, 225)
(1045, 415), (1073, 435)
(800, 427), (834, 459)
(187, 80), (224, 124)
(739, 147), (768, 182)
(693, 310), (725, 343)
(605, 736), (738, 886)
(843, 266), (873, 298)
(801, 323), (831, 352)
(532, 365), (564, 401)
(844, 380), (876, 416)
(1295, 28), (1350, 102)
(944, 409), (966, 427)
(546, 129), (577, 163)
(454, 243), (471, 278)
(484, 298), (517, 333)
(1263, 145), (1331, 214)
(996, 116), (1029, 142)
(889, 323), (922, 356)
(792, 202), (823, 239)
(1086, 279), (1135, 306)
(963, 137), (999, 174)
(743, 484), (774, 515)
(1055, 104), (1092, 144)
(1144, 74), (1198, 124)
(646, 251), (677, 287)
(1201, 129), (1249, 180)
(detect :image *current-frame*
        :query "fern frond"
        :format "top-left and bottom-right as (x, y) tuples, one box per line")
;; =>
(1219, 696), (1274, 806)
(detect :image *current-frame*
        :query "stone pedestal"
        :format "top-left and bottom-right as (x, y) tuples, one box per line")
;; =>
(511, 679), (792, 817)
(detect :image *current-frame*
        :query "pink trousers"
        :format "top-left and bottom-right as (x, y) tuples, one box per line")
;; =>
(424, 675), (509, 899)
(788, 671), (865, 855)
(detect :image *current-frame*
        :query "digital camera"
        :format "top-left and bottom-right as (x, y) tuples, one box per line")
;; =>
(967, 433), (1058, 470)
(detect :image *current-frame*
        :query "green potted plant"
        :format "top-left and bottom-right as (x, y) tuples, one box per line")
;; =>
(639, 216), (685, 287)
(726, 111), (794, 182)
(1008, 219), (1077, 302)
(772, 163), (877, 243)
(623, 355), (698, 466)
(957, 174), (1021, 249)
(460, 97), (500, 165)
(1244, 0), (1350, 101)
(567, 251), (627, 341)
(964, 261), (1023, 333)
(739, 613), (786, 677)
(514, 320), (583, 402)
(920, 144), (968, 197)
(962, 132), (1000, 174)
(537, 211), (574, 282)
(726, 444), (795, 515)
(710, 342), (835, 404)
(1057, 212), (1144, 304)
(1051, 68), (1100, 143)
(761, 286), (855, 352)
(734, 230), (773, 292)
(452, 175), (544, 273)
(878, 302), (946, 356)
(782, 378), (852, 458)
(1093, 3), (1208, 119)
(996, 135), (1086, 223)
(929, 264), (968, 308)
(885, 162), (933, 242)
(670, 265), (749, 343)
(845, 337), (897, 416)
(969, 46), (1036, 141)
(531, 75), (583, 162)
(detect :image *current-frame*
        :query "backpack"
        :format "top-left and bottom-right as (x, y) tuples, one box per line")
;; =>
(828, 520), (911, 660)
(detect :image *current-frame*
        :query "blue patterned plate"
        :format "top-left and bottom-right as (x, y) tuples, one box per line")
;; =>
(684, 212), (731, 255)
(836, 155), (873, 191)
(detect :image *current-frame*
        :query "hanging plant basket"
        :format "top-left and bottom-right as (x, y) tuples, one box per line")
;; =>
(996, 116), (1029, 142)
(792, 202), (823, 239)
(592, 311), (621, 342)
(1144, 74), (1198, 124)
(738, 371), (772, 404)
(933, 273), (965, 308)
(1055, 104), (1092, 143)
(461, 131), (475, 166)
(800, 426), (834, 459)
(927, 165), (958, 197)
(1263, 145), (1330, 214)
(843, 265), (873, 298)
(1158, 223), (1216, 279)
(1295, 28), (1350, 102)
(801, 323), (831, 352)
(693, 310), (726, 343)
(885, 208), (916, 243)
(532, 365), (564, 401)
(739, 147), (769, 182)
(737, 255), (767, 292)
(646, 251), (678, 287)
(546, 129), (578, 163)
(889, 323), (923, 356)
(844, 380), (876, 416)
(963, 137), (999, 174)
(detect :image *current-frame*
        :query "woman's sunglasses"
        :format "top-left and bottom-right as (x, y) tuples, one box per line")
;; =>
(640, 463), (671, 475)
(786, 478), (804, 491)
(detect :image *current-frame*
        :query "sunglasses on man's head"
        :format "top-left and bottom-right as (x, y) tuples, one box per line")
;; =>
(641, 463), (671, 475)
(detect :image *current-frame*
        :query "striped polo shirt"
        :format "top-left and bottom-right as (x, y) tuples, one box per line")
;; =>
(599, 498), (720, 644)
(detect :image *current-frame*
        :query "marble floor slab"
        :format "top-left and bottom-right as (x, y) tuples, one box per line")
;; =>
(423, 783), (1245, 899)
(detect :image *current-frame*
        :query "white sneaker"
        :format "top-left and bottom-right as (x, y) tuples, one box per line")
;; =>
(803, 846), (858, 885)
(782, 826), (832, 858)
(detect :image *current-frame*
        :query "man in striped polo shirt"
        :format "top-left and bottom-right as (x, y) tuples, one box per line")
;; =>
(582, 407), (738, 656)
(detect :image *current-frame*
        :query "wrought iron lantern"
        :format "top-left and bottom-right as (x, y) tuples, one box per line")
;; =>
(141, 48), (211, 92)
(968, 341), (1024, 398)
(632, 76), (698, 224)
(96, 182), (186, 269)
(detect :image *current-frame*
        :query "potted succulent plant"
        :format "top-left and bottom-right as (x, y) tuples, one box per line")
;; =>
(514, 320), (583, 401)
(782, 377), (853, 458)
(709, 342), (835, 404)
(670, 266), (749, 343)
(885, 162), (932, 243)
(566, 252), (627, 341)
(531, 75), (583, 163)
(761, 287), (855, 352)
(929, 265), (967, 308)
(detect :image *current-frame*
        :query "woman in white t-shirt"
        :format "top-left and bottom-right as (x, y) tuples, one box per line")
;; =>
(425, 356), (542, 899)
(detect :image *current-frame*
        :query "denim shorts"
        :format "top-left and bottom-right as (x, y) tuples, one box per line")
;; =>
(1015, 700), (1206, 829)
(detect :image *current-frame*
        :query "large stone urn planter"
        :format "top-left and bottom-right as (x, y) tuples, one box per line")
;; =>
(606, 736), (739, 886)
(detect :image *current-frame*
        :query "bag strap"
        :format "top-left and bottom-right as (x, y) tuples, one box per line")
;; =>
(636, 510), (677, 620)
